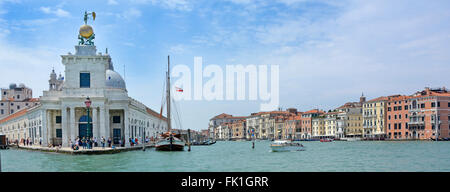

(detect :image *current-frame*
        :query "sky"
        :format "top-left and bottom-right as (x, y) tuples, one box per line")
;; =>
(0, 0), (449, 131)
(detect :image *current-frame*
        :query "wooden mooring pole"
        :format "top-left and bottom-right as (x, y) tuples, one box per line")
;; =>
(188, 129), (191, 152)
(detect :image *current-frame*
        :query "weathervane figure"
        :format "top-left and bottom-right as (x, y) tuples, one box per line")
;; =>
(78, 11), (96, 45)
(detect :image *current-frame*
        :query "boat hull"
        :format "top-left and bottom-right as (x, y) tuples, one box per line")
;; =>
(155, 139), (185, 151)
(155, 144), (185, 151)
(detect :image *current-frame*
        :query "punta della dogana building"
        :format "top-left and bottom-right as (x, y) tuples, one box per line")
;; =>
(0, 14), (167, 148)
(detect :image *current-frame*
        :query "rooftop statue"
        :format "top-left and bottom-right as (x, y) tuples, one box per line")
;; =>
(78, 11), (96, 46)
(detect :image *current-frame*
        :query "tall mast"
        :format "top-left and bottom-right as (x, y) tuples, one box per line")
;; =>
(167, 55), (171, 132)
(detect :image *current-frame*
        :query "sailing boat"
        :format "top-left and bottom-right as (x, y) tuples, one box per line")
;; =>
(155, 56), (185, 151)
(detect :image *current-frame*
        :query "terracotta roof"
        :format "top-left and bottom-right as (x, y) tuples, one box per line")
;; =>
(303, 109), (324, 114)
(386, 95), (412, 101)
(0, 108), (28, 124)
(145, 107), (167, 121)
(366, 96), (388, 103)
(211, 113), (233, 119)
(337, 102), (362, 109)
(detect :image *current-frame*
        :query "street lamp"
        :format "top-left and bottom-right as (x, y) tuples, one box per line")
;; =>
(84, 97), (92, 138)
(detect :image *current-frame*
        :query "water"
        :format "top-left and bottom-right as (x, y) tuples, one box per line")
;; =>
(1, 141), (449, 172)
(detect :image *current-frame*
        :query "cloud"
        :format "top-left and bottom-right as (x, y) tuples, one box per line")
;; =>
(107, 0), (118, 5)
(117, 8), (142, 20)
(168, 44), (186, 54)
(132, 0), (192, 11)
(40, 6), (70, 17)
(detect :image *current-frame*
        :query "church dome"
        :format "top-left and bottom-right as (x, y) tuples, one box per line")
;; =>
(105, 69), (126, 90)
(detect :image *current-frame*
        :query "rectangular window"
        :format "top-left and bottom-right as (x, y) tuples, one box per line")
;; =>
(405, 105), (408, 110)
(113, 116), (121, 124)
(398, 106), (402, 110)
(56, 116), (62, 124)
(56, 129), (62, 138)
(388, 107), (391, 111)
(421, 103), (425, 108)
(437, 102), (440, 107)
(431, 102), (436, 107)
(80, 72), (91, 88)
(0, 109), (3, 114)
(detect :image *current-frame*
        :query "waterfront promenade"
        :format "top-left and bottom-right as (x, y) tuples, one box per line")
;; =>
(13, 143), (155, 155)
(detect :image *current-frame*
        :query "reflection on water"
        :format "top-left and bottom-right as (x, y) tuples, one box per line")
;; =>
(1, 141), (449, 172)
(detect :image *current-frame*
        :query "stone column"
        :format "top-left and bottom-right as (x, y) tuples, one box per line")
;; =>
(124, 109), (130, 147)
(92, 107), (98, 140)
(41, 108), (48, 146)
(70, 107), (76, 142)
(105, 107), (110, 140)
(99, 106), (105, 139)
(62, 107), (68, 147)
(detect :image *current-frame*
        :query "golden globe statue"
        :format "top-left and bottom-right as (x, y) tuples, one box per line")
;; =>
(78, 11), (96, 45)
(79, 24), (94, 38)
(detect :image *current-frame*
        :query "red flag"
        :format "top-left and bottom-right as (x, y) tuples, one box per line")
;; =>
(176, 87), (183, 92)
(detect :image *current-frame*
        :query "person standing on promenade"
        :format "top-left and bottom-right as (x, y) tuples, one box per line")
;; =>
(107, 137), (111, 148)
(94, 137), (98, 148)
(101, 136), (105, 148)
(82, 137), (86, 149)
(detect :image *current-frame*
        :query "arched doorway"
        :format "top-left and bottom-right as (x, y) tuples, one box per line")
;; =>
(79, 115), (92, 138)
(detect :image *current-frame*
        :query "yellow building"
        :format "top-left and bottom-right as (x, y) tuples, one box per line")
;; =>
(337, 102), (363, 138)
(312, 116), (325, 138)
(363, 96), (388, 138)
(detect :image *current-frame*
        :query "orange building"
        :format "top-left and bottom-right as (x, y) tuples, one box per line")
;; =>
(300, 109), (324, 139)
(408, 87), (450, 140)
(283, 114), (302, 140)
(231, 120), (246, 140)
(386, 95), (411, 139)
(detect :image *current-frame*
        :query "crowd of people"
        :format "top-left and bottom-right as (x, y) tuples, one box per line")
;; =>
(69, 136), (152, 150)
(17, 137), (43, 147)
(7, 135), (153, 151)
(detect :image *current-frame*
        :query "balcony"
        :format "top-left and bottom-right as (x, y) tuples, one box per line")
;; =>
(409, 121), (425, 125)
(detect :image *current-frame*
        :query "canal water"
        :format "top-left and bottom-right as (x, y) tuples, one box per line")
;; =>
(1, 141), (449, 172)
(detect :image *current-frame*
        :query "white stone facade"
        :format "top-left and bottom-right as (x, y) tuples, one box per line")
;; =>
(0, 44), (167, 147)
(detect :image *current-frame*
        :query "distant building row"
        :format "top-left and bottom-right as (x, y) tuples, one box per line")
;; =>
(208, 87), (450, 141)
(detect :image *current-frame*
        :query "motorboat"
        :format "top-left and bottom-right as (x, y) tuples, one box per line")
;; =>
(320, 138), (333, 142)
(270, 140), (305, 152)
